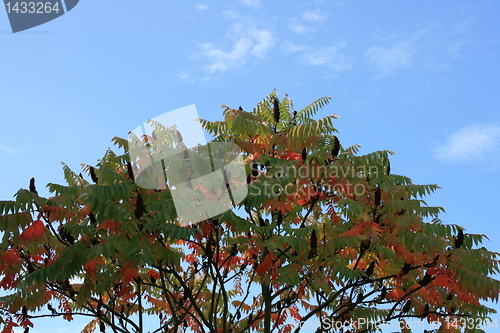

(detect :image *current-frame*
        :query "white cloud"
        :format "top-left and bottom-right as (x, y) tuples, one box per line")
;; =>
(372, 30), (405, 41)
(287, 10), (328, 36)
(0, 145), (18, 154)
(288, 18), (311, 36)
(434, 123), (500, 163)
(281, 41), (351, 73)
(365, 40), (415, 78)
(366, 21), (473, 79)
(452, 17), (475, 34)
(301, 10), (327, 23)
(300, 44), (349, 69)
(281, 41), (308, 53)
(221, 10), (237, 18)
(195, 4), (208, 11)
(198, 24), (274, 73)
(240, 0), (261, 8)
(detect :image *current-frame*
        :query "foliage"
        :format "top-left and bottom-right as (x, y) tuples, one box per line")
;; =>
(0, 91), (499, 333)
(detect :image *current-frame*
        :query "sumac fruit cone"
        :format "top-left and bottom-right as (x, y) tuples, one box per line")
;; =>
(419, 273), (434, 286)
(309, 229), (317, 258)
(454, 229), (464, 249)
(90, 167), (99, 184)
(273, 97), (280, 123)
(402, 299), (412, 313)
(276, 210), (283, 227)
(374, 187), (381, 206)
(29, 177), (37, 194)
(331, 136), (340, 158)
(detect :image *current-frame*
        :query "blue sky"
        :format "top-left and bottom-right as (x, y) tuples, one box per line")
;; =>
(1, 0), (500, 332)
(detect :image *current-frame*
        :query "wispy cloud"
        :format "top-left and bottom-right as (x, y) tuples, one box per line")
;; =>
(193, 13), (274, 75)
(0, 145), (18, 154)
(452, 17), (475, 34)
(199, 27), (273, 73)
(281, 41), (308, 53)
(195, 4), (208, 11)
(301, 10), (328, 23)
(288, 18), (310, 36)
(240, 0), (261, 8)
(366, 19), (474, 79)
(281, 41), (351, 74)
(365, 40), (415, 78)
(288, 9), (328, 36)
(434, 123), (500, 163)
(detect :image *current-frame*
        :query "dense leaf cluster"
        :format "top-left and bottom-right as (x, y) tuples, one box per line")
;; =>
(0, 91), (498, 333)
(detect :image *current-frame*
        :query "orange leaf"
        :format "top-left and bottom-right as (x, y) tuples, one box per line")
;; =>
(432, 274), (451, 288)
(46, 206), (71, 223)
(282, 151), (302, 161)
(265, 198), (293, 214)
(427, 267), (439, 275)
(98, 219), (122, 233)
(339, 223), (365, 237)
(1, 249), (20, 267)
(147, 270), (160, 280)
(122, 262), (139, 283)
(271, 313), (286, 325)
(280, 324), (294, 333)
(199, 221), (214, 238)
(117, 284), (133, 299)
(1, 319), (17, 333)
(84, 257), (104, 279)
(19, 220), (45, 241)
(0, 273), (16, 289)
(232, 300), (251, 312)
(256, 255), (273, 275)
(387, 287), (405, 301)
(146, 295), (168, 309)
(288, 305), (302, 320)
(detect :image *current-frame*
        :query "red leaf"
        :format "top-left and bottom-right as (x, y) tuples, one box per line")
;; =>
(265, 198), (293, 214)
(1, 249), (20, 267)
(45, 206), (71, 223)
(122, 262), (139, 283)
(19, 220), (45, 241)
(288, 305), (302, 320)
(199, 221), (214, 238)
(1, 318), (18, 333)
(0, 273), (16, 289)
(280, 324), (294, 333)
(432, 274), (451, 288)
(84, 257), (104, 279)
(256, 255), (273, 275)
(271, 313), (286, 325)
(146, 295), (168, 308)
(427, 267), (440, 275)
(147, 270), (160, 280)
(387, 287), (405, 301)
(298, 199), (308, 205)
(339, 223), (365, 237)
(98, 219), (122, 234)
(184, 253), (196, 264)
(117, 284), (133, 298)
(282, 151), (302, 161)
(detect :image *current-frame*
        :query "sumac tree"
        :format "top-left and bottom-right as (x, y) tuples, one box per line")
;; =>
(0, 91), (499, 333)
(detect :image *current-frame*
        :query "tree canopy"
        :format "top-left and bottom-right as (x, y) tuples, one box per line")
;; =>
(0, 91), (499, 333)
